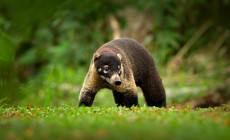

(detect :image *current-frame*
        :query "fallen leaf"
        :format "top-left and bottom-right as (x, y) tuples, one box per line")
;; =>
(28, 112), (34, 117)
(27, 105), (32, 110)
(36, 107), (41, 110)
(166, 103), (183, 109)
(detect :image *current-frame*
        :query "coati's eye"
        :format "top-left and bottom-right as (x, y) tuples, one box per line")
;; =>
(103, 65), (109, 73)
(104, 68), (109, 73)
(104, 67), (109, 71)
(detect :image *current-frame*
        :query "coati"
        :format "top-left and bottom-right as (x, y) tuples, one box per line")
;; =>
(78, 38), (166, 107)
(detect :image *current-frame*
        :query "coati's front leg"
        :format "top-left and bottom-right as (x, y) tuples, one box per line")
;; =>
(113, 76), (139, 107)
(113, 90), (125, 106)
(113, 90), (139, 107)
(123, 91), (139, 107)
(78, 87), (97, 107)
(78, 71), (102, 107)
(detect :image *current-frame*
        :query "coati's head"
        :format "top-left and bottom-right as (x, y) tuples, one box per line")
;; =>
(93, 52), (122, 86)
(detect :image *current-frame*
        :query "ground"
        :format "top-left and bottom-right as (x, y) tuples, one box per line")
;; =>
(0, 105), (230, 140)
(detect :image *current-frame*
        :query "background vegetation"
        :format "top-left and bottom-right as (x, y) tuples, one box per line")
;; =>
(0, 0), (230, 107)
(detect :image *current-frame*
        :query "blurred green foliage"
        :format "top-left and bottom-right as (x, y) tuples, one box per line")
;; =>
(0, 0), (230, 106)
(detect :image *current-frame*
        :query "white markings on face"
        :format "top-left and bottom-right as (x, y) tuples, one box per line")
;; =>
(117, 53), (122, 60)
(98, 68), (102, 72)
(103, 65), (109, 73)
(110, 74), (119, 81)
(102, 73), (120, 85)
(118, 65), (120, 69)
(118, 65), (122, 75)
(108, 74), (121, 85)
(101, 75), (111, 84)
(100, 75), (106, 79)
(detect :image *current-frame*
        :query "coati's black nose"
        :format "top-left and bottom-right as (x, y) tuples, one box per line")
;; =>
(115, 78), (122, 85)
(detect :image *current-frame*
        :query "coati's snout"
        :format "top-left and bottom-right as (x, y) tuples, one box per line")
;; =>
(102, 74), (122, 86)
(115, 78), (122, 85)
(101, 72), (122, 86)
(93, 52), (122, 86)
(109, 74), (122, 86)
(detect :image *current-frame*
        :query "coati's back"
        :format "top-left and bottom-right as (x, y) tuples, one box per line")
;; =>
(107, 38), (160, 86)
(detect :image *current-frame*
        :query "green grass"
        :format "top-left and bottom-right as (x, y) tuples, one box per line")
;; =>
(1, 105), (230, 140)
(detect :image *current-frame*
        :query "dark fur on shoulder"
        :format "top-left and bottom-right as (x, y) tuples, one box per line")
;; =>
(78, 38), (166, 107)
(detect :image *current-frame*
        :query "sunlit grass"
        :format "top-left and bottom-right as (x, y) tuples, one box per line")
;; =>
(0, 105), (230, 140)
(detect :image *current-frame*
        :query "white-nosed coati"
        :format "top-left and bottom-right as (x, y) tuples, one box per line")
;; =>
(78, 38), (166, 107)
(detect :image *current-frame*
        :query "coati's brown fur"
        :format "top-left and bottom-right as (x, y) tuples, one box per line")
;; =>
(78, 38), (166, 107)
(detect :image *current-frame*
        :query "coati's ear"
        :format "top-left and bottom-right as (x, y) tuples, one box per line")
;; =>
(117, 53), (122, 60)
(93, 53), (100, 60)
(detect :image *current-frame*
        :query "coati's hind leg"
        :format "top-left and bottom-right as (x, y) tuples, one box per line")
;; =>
(113, 90), (125, 106)
(140, 75), (166, 107)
